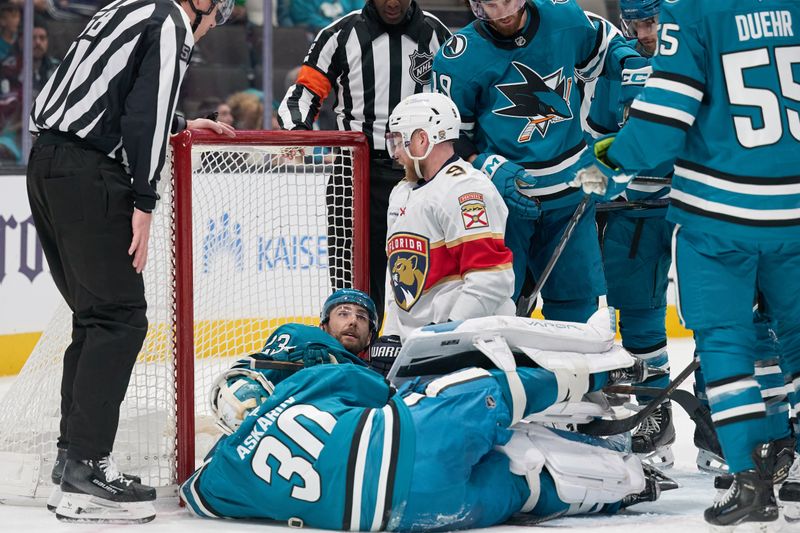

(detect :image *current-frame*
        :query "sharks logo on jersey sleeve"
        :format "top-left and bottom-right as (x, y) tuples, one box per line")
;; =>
(493, 62), (574, 142)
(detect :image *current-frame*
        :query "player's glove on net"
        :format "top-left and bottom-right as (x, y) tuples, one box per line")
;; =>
(473, 154), (541, 220)
(368, 335), (402, 377)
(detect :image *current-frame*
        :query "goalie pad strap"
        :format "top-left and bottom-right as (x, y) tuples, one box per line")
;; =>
(497, 431), (545, 512)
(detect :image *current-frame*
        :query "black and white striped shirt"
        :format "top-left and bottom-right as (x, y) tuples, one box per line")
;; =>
(30, 0), (193, 212)
(278, 1), (451, 154)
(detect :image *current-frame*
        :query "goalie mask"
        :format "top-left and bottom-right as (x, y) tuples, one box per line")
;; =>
(210, 369), (275, 434)
(386, 92), (461, 170)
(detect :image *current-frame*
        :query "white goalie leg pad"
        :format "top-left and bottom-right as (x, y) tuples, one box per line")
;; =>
(496, 430), (546, 512)
(523, 425), (645, 506)
(519, 400), (613, 426)
(389, 308), (619, 382)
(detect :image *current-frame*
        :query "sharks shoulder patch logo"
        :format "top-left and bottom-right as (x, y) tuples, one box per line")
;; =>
(387, 233), (430, 311)
(493, 62), (574, 143)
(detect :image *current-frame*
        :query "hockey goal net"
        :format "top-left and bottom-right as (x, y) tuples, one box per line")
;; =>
(0, 130), (370, 501)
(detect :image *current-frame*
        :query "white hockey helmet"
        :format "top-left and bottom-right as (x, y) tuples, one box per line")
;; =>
(386, 92), (461, 161)
(210, 368), (275, 435)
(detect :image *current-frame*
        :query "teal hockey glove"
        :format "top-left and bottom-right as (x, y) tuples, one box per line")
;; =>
(473, 154), (541, 221)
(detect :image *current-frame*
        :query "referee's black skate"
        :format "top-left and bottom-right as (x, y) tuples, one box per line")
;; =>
(704, 443), (779, 530)
(631, 401), (676, 468)
(55, 456), (156, 524)
(47, 448), (142, 512)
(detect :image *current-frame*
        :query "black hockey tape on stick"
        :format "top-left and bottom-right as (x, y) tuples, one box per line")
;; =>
(595, 198), (670, 212)
(516, 195), (590, 317)
(577, 358), (700, 436)
(630, 176), (672, 186)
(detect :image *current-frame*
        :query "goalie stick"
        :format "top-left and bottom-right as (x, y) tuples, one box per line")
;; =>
(577, 358), (700, 436)
(596, 198), (670, 212)
(516, 195), (590, 317)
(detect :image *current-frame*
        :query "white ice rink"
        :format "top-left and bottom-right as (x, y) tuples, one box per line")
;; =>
(0, 338), (736, 532)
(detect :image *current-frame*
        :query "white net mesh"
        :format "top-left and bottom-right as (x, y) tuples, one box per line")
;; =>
(0, 135), (364, 501)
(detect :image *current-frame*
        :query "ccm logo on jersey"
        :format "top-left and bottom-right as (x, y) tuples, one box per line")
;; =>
(458, 192), (489, 229)
(387, 233), (430, 311)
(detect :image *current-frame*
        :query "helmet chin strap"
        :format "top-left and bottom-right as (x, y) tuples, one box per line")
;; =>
(188, 0), (214, 32)
(403, 140), (434, 181)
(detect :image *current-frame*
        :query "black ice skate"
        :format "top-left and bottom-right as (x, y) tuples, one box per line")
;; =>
(55, 456), (156, 524)
(621, 463), (679, 508)
(704, 443), (779, 530)
(632, 401), (676, 468)
(694, 416), (728, 475)
(608, 358), (668, 386)
(713, 435), (794, 497)
(47, 448), (142, 512)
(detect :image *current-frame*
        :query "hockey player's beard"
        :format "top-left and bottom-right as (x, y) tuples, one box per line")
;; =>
(403, 161), (423, 183)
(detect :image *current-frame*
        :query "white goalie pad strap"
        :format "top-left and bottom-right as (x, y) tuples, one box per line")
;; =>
(474, 335), (526, 424)
(424, 368), (492, 397)
(518, 400), (612, 426)
(520, 345), (634, 376)
(551, 365), (590, 403)
(496, 431), (545, 513)
(524, 425), (645, 505)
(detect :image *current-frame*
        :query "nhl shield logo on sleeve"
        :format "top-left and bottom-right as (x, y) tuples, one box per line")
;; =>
(409, 51), (434, 85)
(387, 233), (430, 311)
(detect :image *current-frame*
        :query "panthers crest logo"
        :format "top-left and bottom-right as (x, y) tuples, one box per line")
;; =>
(387, 233), (430, 311)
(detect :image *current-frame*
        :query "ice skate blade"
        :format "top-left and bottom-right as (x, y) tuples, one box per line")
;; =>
(698, 448), (729, 475)
(708, 520), (781, 533)
(55, 492), (155, 524)
(780, 500), (800, 524)
(46, 485), (61, 513)
(639, 445), (675, 469)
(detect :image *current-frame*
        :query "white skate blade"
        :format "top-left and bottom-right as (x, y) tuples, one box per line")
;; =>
(639, 445), (675, 469)
(698, 448), (729, 475)
(55, 491), (155, 524)
(708, 517), (782, 533)
(46, 485), (61, 512)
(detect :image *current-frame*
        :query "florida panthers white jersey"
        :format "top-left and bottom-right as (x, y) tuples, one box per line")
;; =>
(382, 156), (516, 340)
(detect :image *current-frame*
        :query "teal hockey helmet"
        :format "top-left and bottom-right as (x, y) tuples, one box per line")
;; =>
(619, 0), (660, 38)
(321, 289), (379, 332)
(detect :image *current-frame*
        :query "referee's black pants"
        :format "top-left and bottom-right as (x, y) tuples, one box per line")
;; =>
(327, 157), (404, 327)
(26, 135), (148, 462)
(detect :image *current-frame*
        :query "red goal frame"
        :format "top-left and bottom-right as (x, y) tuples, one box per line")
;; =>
(170, 129), (371, 483)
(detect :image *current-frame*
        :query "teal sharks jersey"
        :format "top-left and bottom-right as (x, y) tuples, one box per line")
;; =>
(182, 364), (415, 530)
(432, 0), (638, 211)
(609, 0), (800, 240)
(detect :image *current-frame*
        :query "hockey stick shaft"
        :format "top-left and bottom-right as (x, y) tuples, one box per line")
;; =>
(595, 198), (670, 212)
(577, 358), (700, 436)
(630, 176), (672, 186)
(250, 359), (304, 371)
(516, 195), (590, 317)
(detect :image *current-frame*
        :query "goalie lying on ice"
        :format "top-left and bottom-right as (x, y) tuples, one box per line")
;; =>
(181, 308), (676, 530)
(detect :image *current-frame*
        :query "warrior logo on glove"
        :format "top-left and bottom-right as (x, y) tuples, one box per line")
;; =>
(388, 233), (430, 311)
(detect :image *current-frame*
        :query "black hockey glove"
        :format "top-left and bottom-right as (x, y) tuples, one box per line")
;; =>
(368, 335), (402, 377)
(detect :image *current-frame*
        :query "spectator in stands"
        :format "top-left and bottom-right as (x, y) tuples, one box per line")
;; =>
(290, 0), (362, 37)
(227, 89), (264, 130)
(33, 20), (60, 94)
(198, 97), (235, 127)
(0, 1), (20, 62)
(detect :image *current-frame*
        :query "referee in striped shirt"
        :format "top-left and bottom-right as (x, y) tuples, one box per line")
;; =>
(278, 0), (451, 327)
(26, 0), (234, 518)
